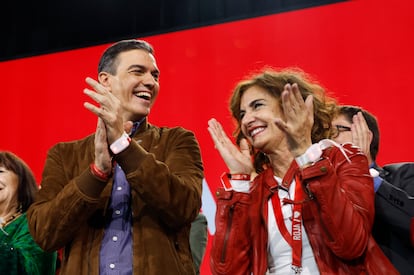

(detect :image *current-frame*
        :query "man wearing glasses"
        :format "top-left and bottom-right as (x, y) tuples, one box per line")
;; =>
(332, 105), (414, 275)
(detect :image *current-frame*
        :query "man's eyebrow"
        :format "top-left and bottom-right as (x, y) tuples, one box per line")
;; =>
(127, 64), (160, 74)
(127, 64), (145, 71)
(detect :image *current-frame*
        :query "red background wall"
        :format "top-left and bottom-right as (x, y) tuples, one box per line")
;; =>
(1, 0), (413, 273)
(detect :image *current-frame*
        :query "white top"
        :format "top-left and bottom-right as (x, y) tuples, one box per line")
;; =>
(229, 176), (320, 274)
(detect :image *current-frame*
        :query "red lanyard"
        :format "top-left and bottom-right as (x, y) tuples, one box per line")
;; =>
(271, 170), (304, 274)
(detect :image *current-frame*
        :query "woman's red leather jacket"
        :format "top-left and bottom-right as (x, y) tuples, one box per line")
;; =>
(210, 144), (399, 274)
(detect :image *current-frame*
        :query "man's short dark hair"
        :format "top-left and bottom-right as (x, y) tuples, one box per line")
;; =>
(98, 39), (154, 75)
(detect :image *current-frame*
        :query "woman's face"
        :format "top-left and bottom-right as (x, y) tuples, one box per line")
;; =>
(239, 85), (285, 153)
(0, 165), (19, 212)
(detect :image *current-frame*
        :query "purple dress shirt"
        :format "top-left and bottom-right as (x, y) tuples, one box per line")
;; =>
(99, 164), (133, 275)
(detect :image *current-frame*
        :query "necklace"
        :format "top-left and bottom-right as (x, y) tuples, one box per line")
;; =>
(0, 211), (23, 228)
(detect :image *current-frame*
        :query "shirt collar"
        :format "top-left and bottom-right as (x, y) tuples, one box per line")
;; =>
(129, 118), (145, 137)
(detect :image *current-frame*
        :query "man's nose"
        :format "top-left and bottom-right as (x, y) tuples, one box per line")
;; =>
(142, 72), (156, 88)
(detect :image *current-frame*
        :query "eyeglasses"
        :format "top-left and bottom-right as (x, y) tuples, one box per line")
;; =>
(332, 125), (351, 138)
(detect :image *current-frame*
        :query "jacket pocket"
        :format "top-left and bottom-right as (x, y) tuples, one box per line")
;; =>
(210, 188), (252, 275)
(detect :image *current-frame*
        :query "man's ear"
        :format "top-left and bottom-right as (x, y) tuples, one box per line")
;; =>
(98, 71), (111, 88)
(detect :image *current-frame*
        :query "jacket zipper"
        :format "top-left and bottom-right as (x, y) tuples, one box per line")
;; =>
(220, 204), (235, 263)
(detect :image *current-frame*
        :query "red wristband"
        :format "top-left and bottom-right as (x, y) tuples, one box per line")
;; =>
(228, 173), (250, 180)
(90, 163), (111, 181)
(220, 172), (251, 191)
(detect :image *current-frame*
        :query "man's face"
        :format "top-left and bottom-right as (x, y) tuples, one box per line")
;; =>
(105, 49), (160, 121)
(331, 114), (353, 144)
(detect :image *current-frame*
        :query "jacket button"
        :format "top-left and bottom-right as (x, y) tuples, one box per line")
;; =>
(216, 191), (220, 197)
(320, 166), (327, 173)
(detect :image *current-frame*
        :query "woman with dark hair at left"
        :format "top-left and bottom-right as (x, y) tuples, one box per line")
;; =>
(0, 151), (56, 274)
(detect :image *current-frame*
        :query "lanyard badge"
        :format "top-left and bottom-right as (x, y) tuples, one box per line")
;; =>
(271, 170), (305, 274)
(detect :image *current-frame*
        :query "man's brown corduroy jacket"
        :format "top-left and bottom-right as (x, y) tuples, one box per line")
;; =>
(27, 119), (204, 275)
